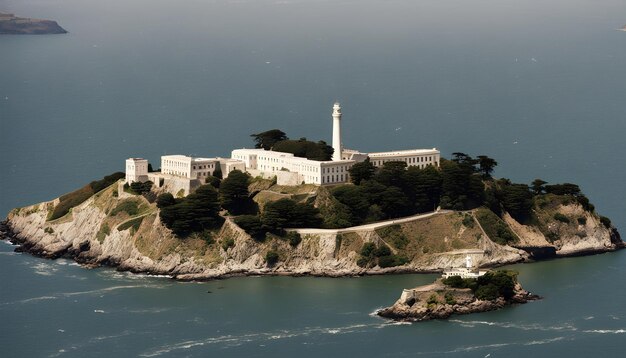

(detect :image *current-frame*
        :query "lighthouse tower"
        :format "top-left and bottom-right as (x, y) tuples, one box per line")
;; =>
(332, 102), (342, 161)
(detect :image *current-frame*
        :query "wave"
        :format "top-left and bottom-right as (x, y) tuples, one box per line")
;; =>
(1, 284), (166, 306)
(583, 329), (625, 334)
(139, 321), (398, 357)
(450, 319), (577, 332)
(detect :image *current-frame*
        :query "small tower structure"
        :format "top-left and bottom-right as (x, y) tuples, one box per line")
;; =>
(465, 255), (473, 269)
(125, 158), (149, 183)
(332, 102), (342, 161)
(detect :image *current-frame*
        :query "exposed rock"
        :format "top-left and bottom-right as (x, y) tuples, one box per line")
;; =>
(0, 12), (67, 34)
(1, 182), (622, 281)
(377, 279), (540, 322)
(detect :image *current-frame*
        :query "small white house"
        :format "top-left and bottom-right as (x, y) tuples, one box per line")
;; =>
(442, 255), (488, 279)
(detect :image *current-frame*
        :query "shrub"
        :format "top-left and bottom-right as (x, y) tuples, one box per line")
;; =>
(427, 294), (439, 305)
(44, 227), (54, 234)
(553, 213), (570, 224)
(286, 232), (302, 247)
(234, 215), (265, 240)
(110, 200), (140, 216)
(445, 292), (457, 305)
(222, 237), (235, 251)
(475, 283), (499, 301)
(373, 245), (392, 257)
(577, 217), (587, 225)
(360, 243), (376, 257)
(156, 193), (176, 208)
(48, 172), (124, 220)
(475, 208), (518, 245)
(600, 216), (612, 228)
(129, 181), (153, 195)
(462, 214), (475, 228)
(378, 255), (408, 268)
(265, 250), (279, 266)
(356, 257), (369, 268)
(117, 217), (144, 232)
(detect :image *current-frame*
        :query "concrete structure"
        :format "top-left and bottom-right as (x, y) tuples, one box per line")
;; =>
(231, 148), (354, 185)
(161, 155), (244, 180)
(332, 102), (342, 161)
(125, 102), (442, 191)
(442, 255), (488, 279)
(125, 158), (149, 183)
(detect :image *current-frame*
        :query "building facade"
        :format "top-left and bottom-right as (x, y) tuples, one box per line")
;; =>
(125, 158), (149, 183)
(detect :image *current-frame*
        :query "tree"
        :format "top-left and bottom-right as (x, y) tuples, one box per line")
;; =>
(272, 139), (334, 161)
(261, 198), (321, 233)
(219, 170), (251, 215)
(545, 183), (581, 196)
(159, 185), (222, 237)
(349, 158), (376, 185)
(205, 175), (221, 188)
(265, 250), (279, 266)
(156, 193), (176, 208)
(331, 185), (370, 224)
(498, 182), (533, 222)
(531, 179), (547, 195)
(375, 161), (408, 189)
(251, 129), (288, 150)
(212, 162), (223, 179)
(476, 155), (498, 179)
(234, 215), (265, 240)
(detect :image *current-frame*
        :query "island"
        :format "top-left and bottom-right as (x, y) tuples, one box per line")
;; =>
(1, 104), (623, 280)
(619, 25), (626, 32)
(377, 268), (540, 322)
(0, 12), (67, 34)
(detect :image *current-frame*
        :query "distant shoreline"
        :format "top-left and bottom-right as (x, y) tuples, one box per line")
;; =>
(0, 12), (67, 35)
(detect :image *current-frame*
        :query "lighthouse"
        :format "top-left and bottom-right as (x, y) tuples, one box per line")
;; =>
(332, 102), (342, 161)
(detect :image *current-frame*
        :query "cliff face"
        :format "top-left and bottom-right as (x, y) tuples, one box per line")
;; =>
(0, 13), (67, 34)
(1, 181), (622, 280)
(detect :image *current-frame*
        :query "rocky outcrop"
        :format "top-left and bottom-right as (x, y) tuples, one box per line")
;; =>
(0, 13), (67, 34)
(1, 182), (622, 281)
(377, 279), (540, 322)
(503, 202), (624, 258)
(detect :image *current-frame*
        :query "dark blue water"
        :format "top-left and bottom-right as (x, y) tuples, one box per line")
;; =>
(1, 0), (625, 356)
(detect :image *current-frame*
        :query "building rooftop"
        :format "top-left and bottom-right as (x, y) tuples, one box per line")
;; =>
(368, 148), (439, 157)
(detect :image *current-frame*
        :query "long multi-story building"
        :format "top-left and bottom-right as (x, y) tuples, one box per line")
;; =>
(126, 102), (441, 190)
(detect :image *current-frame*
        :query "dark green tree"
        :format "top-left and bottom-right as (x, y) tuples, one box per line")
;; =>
(205, 175), (221, 188)
(498, 181), (533, 222)
(348, 159), (376, 185)
(251, 129), (288, 150)
(159, 185), (222, 237)
(261, 198), (321, 233)
(331, 185), (370, 224)
(156, 193), (176, 208)
(234, 215), (265, 240)
(219, 170), (252, 215)
(212, 162), (223, 179)
(531, 179), (547, 195)
(476, 155), (498, 179)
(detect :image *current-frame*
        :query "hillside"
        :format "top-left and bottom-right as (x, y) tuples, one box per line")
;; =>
(2, 177), (622, 280)
(0, 12), (67, 34)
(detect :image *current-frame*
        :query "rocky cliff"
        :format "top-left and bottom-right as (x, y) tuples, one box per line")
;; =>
(0, 12), (67, 34)
(377, 278), (540, 322)
(1, 181), (622, 280)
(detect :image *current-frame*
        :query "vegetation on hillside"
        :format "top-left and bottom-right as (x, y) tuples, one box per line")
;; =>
(48, 172), (125, 221)
(442, 270), (519, 301)
(250, 129), (333, 161)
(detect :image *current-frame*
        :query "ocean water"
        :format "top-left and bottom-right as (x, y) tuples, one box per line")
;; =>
(1, 0), (625, 356)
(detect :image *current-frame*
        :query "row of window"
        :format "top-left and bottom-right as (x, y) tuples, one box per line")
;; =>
(321, 173), (349, 184)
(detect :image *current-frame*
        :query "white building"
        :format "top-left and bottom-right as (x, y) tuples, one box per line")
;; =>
(161, 155), (245, 180)
(231, 148), (354, 185)
(125, 158), (149, 183)
(442, 255), (488, 279)
(125, 102), (442, 190)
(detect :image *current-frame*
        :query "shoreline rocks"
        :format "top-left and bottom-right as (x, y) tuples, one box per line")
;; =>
(376, 279), (541, 322)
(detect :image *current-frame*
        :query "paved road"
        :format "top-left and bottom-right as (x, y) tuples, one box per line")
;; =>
(289, 210), (453, 235)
